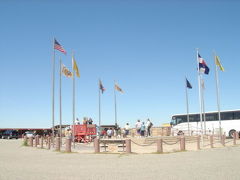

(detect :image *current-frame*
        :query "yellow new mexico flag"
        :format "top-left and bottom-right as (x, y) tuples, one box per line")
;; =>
(215, 56), (224, 71)
(72, 56), (80, 77)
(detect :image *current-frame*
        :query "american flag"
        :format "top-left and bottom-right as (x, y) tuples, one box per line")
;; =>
(54, 39), (66, 54)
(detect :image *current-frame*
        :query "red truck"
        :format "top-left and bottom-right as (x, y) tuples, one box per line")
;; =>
(72, 124), (97, 143)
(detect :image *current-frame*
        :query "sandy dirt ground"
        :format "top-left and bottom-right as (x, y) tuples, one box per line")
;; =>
(1, 139), (240, 180)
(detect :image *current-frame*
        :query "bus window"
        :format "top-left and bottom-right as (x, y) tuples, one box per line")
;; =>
(171, 119), (177, 126)
(182, 116), (187, 123)
(234, 111), (240, 119)
(176, 117), (183, 124)
(189, 115), (195, 122)
(171, 117), (177, 125)
(206, 113), (217, 121)
(222, 112), (234, 120)
(193, 114), (200, 122)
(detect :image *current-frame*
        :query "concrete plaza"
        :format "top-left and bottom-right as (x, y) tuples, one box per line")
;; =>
(0, 139), (239, 180)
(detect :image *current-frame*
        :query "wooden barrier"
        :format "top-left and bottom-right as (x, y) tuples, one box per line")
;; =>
(47, 137), (51, 150)
(36, 135), (40, 145)
(40, 136), (44, 149)
(65, 137), (71, 153)
(125, 139), (131, 153)
(51, 136), (54, 148)
(197, 136), (200, 150)
(45, 135), (48, 146)
(94, 138), (100, 153)
(26, 135), (240, 154)
(99, 139), (126, 152)
(210, 135), (214, 148)
(233, 132), (237, 145)
(34, 136), (38, 147)
(29, 137), (33, 147)
(222, 135), (226, 146)
(180, 137), (185, 151)
(23, 136), (27, 144)
(55, 137), (60, 151)
(156, 139), (163, 153)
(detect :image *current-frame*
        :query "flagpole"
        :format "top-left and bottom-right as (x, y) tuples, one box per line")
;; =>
(185, 77), (190, 136)
(214, 51), (222, 138)
(72, 52), (75, 148)
(196, 48), (204, 145)
(52, 38), (55, 143)
(114, 81), (117, 126)
(59, 58), (62, 145)
(99, 79), (101, 128)
(201, 78), (206, 135)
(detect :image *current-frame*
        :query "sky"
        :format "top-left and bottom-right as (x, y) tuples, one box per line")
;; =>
(1, 0), (240, 128)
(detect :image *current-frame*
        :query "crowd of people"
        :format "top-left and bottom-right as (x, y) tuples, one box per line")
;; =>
(135, 119), (153, 137)
(99, 119), (153, 139)
(122, 119), (153, 137)
(75, 117), (93, 125)
(68, 117), (154, 139)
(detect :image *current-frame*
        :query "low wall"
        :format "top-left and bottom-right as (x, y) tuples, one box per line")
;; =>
(129, 127), (171, 137)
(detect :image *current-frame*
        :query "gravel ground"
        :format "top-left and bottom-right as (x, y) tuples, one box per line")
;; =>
(0, 139), (240, 180)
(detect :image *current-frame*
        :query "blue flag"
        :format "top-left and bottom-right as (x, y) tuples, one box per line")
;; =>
(186, 78), (192, 89)
(99, 80), (105, 94)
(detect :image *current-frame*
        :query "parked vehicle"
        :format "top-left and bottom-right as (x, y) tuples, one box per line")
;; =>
(73, 124), (97, 143)
(171, 109), (240, 137)
(24, 131), (34, 138)
(2, 130), (19, 139)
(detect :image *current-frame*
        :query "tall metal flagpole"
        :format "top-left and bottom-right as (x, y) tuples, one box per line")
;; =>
(59, 58), (62, 145)
(201, 78), (206, 135)
(72, 52), (75, 148)
(196, 49), (204, 145)
(52, 38), (56, 144)
(99, 79), (101, 128)
(185, 77), (190, 136)
(214, 51), (222, 138)
(114, 81), (117, 126)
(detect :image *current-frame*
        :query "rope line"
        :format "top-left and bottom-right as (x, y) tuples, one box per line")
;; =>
(162, 139), (180, 145)
(225, 140), (233, 144)
(203, 143), (211, 147)
(203, 139), (234, 147)
(131, 140), (156, 146)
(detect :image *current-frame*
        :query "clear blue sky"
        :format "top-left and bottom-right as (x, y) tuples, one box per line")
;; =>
(1, 0), (240, 128)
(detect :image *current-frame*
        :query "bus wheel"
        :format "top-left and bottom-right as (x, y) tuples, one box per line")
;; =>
(229, 129), (236, 138)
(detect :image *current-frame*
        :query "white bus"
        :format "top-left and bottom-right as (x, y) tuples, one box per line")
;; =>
(170, 110), (240, 137)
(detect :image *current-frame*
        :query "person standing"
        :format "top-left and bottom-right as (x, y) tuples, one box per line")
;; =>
(146, 119), (153, 137)
(135, 120), (141, 136)
(83, 117), (87, 124)
(107, 128), (113, 139)
(101, 128), (107, 138)
(140, 122), (145, 137)
(65, 128), (71, 138)
(88, 118), (93, 124)
(75, 118), (80, 125)
(124, 123), (130, 137)
(115, 125), (121, 138)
